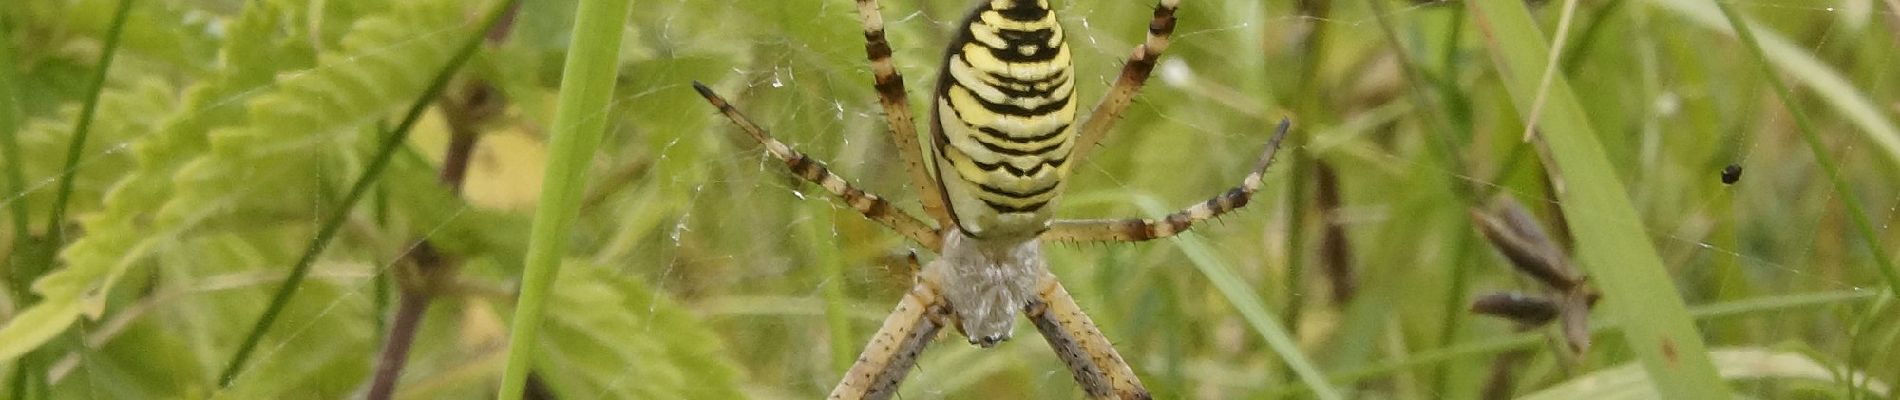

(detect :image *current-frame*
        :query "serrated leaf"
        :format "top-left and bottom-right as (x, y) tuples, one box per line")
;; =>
(535, 262), (745, 399)
(161, 2), (468, 229)
(0, 0), (475, 365)
(0, 0), (305, 363)
(14, 77), (175, 213)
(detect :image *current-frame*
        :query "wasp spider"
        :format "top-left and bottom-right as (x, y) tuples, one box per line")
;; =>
(694, 0), (1288, 398)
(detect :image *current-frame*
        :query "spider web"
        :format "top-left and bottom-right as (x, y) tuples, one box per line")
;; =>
(0, 0), (1894, 398)
(670, 0), (1899, 397)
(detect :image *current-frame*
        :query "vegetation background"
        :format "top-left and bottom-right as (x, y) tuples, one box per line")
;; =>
(0, 0), (1896, 398)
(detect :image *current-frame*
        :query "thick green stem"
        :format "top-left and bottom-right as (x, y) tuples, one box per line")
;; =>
(495, 0), (633, 397)
(1467, 0), (1731, 397)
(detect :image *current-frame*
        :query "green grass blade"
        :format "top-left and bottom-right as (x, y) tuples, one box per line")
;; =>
(1330, 290), (1878, 384)
(0, 15), (26, 243)
(1708, 0), (1900, 295)
(12, 2), (132, 397)
(802, 202), (857, 373)
(1353, 2), (1488, 394)
(216, 0), (520, 386)
(1138, 197), (1344, 400)
(1520, 349), (1890, 400)
(494, 0), (633, 396)
(1466, 0), (1730, 398)
(44, 0), (134, 250)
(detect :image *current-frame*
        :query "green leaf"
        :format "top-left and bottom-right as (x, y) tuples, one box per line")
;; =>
(14, 78), (176, 214)
(0, 302), (82, 365)
(1520, 348), (1890, 400)
(534, 262), (746, 399)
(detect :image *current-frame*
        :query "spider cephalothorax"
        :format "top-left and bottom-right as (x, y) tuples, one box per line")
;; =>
(693, 0), (1289, 398)
(934, 228), (1046, 346)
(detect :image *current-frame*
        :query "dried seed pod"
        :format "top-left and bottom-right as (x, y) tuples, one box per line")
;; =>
(1470, 292), (1561, 327)
(1471, 198), (1585, 291)
(1557, 288), (1600, 354)
(1471, 197), (1602, 355)
(1316, 162), (1357, 303)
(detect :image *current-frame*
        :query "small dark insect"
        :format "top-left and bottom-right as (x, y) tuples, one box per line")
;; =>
(1721, 164), (1743, 185)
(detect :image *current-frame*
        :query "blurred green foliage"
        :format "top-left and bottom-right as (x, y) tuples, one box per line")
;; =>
(0, 0), (1897, 398)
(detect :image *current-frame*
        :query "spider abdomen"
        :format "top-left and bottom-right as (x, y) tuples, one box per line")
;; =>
(932, 0), (1076, 240)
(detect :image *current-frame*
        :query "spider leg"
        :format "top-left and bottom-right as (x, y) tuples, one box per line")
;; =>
(1041, 119), (1289, 243)
(829, 266), (950, 400)
(694, 82), (942, 251)
(852, 0), (953, 230)
(1070, 0), (1182, 165)
(1027, 275), (1150, 400)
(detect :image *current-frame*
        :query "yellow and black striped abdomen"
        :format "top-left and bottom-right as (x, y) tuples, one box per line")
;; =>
(932, 0), (1075, 239)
